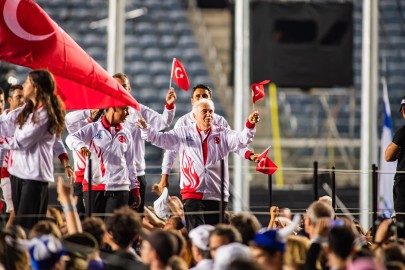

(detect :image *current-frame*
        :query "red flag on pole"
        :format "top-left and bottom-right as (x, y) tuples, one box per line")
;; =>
(171, 58), (190, 91)
(251, 80), (270, 104)
(0, 0), (140, 110)
(256, 147), (278, 175)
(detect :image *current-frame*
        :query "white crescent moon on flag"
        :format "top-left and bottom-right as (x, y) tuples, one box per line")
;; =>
(258, 158), (265, 168)
(255, 86), (261, 96)
(175, 67), (184, 79)
(3, 0), (55, 41)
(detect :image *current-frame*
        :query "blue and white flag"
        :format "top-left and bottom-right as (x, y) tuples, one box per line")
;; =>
(379, 77), (396, 218)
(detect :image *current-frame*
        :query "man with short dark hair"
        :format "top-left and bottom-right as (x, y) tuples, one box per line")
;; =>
(385, 96), (405, 237)
(327, 226), (355, 270)
(209, 224), (242, 260)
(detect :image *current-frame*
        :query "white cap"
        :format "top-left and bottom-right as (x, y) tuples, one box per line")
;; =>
(213, 243), (252, 270)
(153, 187), (171, 220)
(189, 224), (215, 250)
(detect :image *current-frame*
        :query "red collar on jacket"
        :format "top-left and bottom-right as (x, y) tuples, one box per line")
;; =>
(101, 116), (123, 132)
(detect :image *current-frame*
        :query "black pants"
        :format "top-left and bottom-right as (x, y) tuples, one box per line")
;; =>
(128, 175), (146, 213)
(183, 199), (227, 231)
(105, 191), (129, 214)
(10, 175), (48, 230)
(73, 182), (85, 218)
(83, 190), (107, 218)
(394, 180), (405, 237)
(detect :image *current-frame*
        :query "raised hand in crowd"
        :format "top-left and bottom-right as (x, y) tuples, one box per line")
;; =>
(56, 176), (82, 234)
(165, 87), (177, 105)
(268, 205), (279, 229)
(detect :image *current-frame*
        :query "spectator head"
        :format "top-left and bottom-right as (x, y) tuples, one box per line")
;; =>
(318, 195), (333, 206)
(191, 84), (212, 104)
(250, 229), (285, 269)
(399, 96), (405, 114)
(283, 235), (310, 270)
(140, 229), (178, 266)
(0, 225), (29, 270)
(279, 208), (292, 220)
(189, 225), (215, 262)
(82, 217), (107, 248)
(214, 243), (252, 270)
(29, 220), (62, 239)
(305, 201), (335, 239)
(108, 206), (142, 249)
(63, 232), (98, 270)
(327, 225), (355, 267)
(164, 216), (185, 231)
(8, 84), (24, 111)
(0, 86), (4, 114)
(230, 212), (261, 245)
(209, 224), (242, 260)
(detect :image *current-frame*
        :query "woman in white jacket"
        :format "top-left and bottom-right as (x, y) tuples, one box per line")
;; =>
(0, 69), (65, 229)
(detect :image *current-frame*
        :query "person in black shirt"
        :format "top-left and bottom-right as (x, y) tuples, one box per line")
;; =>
(385, 96), (405, 237)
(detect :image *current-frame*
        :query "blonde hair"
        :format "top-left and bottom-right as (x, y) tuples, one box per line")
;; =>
(284, 235), (311, 270)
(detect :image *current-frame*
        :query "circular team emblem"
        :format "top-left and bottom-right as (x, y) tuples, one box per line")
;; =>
(214, 136), (220, 144)
(118, 135), (126, 143)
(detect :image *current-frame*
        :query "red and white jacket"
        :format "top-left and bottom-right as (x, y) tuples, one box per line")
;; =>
(66, 116), (139, 192)
(0, 105), (60, 182)
(123, 104), (175, 176)
(161, 112), (254, 201)
(65, 110), (102, 190)
(141, 121), (256, 201)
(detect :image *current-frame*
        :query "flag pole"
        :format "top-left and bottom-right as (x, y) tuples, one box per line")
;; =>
(170, 58), (175, 89)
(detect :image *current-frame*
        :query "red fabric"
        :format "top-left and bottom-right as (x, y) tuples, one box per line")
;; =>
(0, 0), (140, 110)
(251, 80), (270, 104)
(256, 148), (278, 175)
(58, 153), (69, 162)
(1, 167), (10, 178)
(165, 103), (175, 110)
(246, 120), (255, 129)
(82, 181), (105, 192)
(131, 188), (140, 197)
(180, 190), (204, 200)
(171, 58), (190, 91)
(244, 150), (252, 160)
(196, 125), (211, 165)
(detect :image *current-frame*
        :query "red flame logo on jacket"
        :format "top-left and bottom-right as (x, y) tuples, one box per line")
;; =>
(181, 151), (199, 190)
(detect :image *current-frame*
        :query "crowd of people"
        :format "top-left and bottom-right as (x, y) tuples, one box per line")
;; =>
(0, 69), (403, 269)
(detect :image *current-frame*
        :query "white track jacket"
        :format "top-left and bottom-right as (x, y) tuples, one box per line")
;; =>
(0, 105), (58, 182)
(66, 117), (139, 192)
(124, 104), (175, 176)
(141, 121), (256, 201)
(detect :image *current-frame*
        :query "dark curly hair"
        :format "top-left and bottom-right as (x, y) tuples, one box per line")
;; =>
(108, 206), (142, 249)
(16, 70), (65, 136)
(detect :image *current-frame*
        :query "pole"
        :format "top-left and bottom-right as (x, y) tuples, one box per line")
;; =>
(87, 158), (92, 218)
(268, 174), (273, 207)
(107, 0), (125, 74)
(372, 164), (378, 227)
(220, 159), (225, 224)
(313, 161), (318, 201)
(233, 0), (250, 212)
(331, 166), (336, 211)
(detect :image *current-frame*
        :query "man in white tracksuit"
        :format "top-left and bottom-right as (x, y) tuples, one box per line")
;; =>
(138, 98), (260, 230)
(66, 106), (140, 216)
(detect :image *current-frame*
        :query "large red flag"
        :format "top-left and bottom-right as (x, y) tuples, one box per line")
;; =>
(0, 0), (140, 110)
(171, 58), (190, 91)
(251, 80), (270, 104)
(256, 147), (278, 175)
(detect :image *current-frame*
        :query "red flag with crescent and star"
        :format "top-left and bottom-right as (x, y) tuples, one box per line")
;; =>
(0, 0), (140, 110)
(256, 146), (278, 175)
(171, 58), (190, 91)
(251, 80), (270, 104)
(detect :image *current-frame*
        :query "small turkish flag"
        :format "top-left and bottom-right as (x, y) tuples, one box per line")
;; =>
(171, 58), (190, 91)
(251, 80), (270, 104)
(256, 147), (278, 175)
